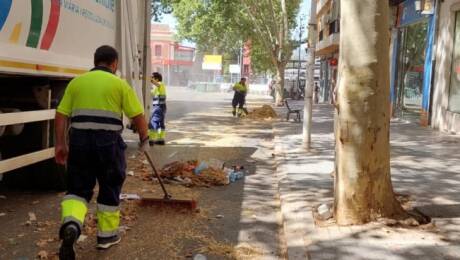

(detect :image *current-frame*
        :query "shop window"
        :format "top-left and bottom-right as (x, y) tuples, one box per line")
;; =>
(155, 45), (162, 57)
(395, 20), (427, 112)
(449, 11), (460, 113)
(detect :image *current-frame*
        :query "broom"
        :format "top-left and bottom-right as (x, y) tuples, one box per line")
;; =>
(139, 151), (197, 211)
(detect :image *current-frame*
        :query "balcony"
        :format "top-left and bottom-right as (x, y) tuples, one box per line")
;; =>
(316, 31), (340, 56)
(316, 0), (331, 17)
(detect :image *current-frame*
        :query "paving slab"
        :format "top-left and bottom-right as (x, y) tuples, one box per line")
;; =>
(274, 103), (460, 260)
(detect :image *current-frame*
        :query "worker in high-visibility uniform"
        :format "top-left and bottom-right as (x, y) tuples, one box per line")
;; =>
(148, 72), (167, 145)
(232, 78), (248, 117)
(54, 45), (149, 260)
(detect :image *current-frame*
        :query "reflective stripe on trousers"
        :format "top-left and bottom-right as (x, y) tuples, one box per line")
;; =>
(149, 105), (166, 141)
(148, 129), (166, 141)
(97, 203), (120, 238)
(61, 194), (88, 230)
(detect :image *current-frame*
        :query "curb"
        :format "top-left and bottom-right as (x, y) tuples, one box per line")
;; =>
(273, 122), (311, 260)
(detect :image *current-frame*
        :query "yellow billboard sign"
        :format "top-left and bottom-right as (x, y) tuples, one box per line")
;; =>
(202, 55), (222, 70)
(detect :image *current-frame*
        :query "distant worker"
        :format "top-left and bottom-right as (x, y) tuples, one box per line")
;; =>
(149, 72), (167, 145)
(54, 45), (149, 260)
(232, 77), (248, 117)
(314, 82), (320, 104)
(268, 79), (276, 102)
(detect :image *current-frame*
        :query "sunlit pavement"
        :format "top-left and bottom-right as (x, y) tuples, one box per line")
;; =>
(127, 86), (286, 259)
(274, 102), (460, 260)
(165, 87), (285, 259)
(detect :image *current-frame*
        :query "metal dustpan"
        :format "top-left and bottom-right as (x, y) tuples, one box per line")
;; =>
(139, 151), (197, 211)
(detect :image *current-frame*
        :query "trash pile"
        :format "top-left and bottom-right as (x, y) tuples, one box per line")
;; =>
(159, 160), (246, 187)
(246, 105), (277, 120)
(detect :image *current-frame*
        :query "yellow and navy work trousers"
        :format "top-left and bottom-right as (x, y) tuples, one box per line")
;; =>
(60, 129), (126, 239)
(148, 104), (166, 142)
(232, 92), (247, 116)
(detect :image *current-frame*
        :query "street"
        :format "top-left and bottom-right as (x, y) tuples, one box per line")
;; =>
(2, 87), (460, 259)
(0, 87), (285, 260)
(2, 0), (460, 259)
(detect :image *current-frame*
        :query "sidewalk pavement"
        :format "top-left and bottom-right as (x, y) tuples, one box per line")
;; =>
(273, 103), (460, 260)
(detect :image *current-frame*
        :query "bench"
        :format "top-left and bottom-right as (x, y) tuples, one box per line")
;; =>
(285, 99), (301, 122)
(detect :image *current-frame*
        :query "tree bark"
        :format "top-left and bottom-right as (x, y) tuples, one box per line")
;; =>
(334, 0), (404, 225)
(275, 63), (285, 106)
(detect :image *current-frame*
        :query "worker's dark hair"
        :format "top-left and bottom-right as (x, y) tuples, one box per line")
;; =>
(240, 77), (246, 81)
(94, 45), (118, 66)
(152, 72), (162, 81)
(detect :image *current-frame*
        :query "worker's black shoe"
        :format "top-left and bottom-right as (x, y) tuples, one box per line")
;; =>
(232, 110), (236, 116)
(149, 140), (155, 146)
(97, 235), (121, 250)
(59, 223), (78, 260)
(154, 140), (165, 145)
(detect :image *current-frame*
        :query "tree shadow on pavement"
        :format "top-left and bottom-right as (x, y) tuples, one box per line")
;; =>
(276, 103), (460, 259)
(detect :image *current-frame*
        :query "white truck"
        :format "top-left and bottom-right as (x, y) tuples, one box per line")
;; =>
(0, 0), (151, 188)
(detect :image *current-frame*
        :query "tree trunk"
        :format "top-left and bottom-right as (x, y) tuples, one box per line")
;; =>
(303, 0), (317, 148)
(334, 0), (404, 225)
(274, 64), (285, 106)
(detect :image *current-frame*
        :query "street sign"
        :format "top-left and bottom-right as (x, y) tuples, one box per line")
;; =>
(229, 64), (241, 74)
(202, 55), (222, 70)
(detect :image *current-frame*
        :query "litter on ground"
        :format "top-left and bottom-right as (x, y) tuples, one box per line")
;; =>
(159, 160), (244, 187)
(120, 193), (141, 201)
(28, 212), (37, 222)
(77, 234), (88, 244)
(37, 250), (48, 259)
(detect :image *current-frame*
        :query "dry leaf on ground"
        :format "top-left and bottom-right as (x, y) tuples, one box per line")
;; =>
(28, 212), (37, 222)
(36, 239), (48, 248)
(246, 105), (277, 120)
(37, 250), (48, 259)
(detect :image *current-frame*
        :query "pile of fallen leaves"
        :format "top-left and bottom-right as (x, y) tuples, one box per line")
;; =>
(160, 161), (228, 187)
(246, 105), (277, 120)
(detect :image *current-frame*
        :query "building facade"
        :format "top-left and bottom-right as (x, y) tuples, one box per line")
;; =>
(312, 0), (460, 134)
(391, 0), (460, 134)
(151, 24), (195, 86)
(242, 42), (252, 79)
(431, 0), (460, 133)
(315, 0), (340, 103)
(389, 0), (436, 125)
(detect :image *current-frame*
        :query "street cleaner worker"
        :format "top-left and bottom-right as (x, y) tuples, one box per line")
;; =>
(232, 77), (248, 117)
(149, 72), (167, 145)
(54, 45), (149, 260)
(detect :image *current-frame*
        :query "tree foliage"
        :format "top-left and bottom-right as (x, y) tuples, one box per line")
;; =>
(151, 0), (173, 22)
(164, 0), (301, 76)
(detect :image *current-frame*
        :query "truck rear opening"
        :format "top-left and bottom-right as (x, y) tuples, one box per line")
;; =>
(0, 0), (151, 189)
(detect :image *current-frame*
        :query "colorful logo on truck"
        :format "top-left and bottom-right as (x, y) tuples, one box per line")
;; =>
(0, 0), (60, 50)
(0, 0), (13, 31)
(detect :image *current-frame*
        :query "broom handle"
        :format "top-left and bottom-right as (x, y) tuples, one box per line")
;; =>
(144, 151), (171, 199)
